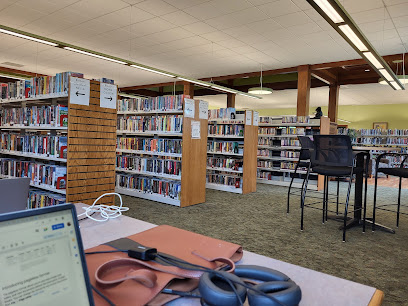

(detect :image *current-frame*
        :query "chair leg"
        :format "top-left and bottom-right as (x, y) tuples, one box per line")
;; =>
(397, 177), (402, 228)
(300, 166), (308, 208)
(372, 171), (379, 232)
(343, 172), (354, 242)
(363, 156), (369, 233)
(325, 176), (329, 222)
(287, 160), (300, 214)
(301, 164), (311, 231)
(336, 178), (340, 215)
(322, 176), (327, 224)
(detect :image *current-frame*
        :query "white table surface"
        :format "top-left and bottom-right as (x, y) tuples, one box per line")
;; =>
(78, 214), (377, 306)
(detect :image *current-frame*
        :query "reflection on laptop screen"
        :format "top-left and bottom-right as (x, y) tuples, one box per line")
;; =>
(0, 209), (91, 306)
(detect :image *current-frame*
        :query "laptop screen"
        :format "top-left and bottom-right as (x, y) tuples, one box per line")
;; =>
(0, 206), (93, 306)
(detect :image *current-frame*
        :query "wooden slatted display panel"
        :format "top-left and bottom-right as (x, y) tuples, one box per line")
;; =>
(67, 79), (117, 205)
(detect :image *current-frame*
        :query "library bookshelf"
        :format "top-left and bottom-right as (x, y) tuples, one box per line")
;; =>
(257, 116), (330, 191)
(206, 109), (258, 194)
(0, 75), (118, 208)
(115, 96), (208, 207)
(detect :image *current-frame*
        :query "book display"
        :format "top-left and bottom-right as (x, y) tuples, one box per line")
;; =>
(116, 96), (208, 207)
(206, 108), (258, 194)
(257, 116), (330, 190)
(0, 75), (118, 208)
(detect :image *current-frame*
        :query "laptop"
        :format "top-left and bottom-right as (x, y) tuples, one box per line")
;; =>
(0, 177), (30, 214)
(0, 204), (94, 306)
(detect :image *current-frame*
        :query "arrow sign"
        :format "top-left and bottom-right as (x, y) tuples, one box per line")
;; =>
(70, 77), (90, 106)
(100, 83), (117, 109)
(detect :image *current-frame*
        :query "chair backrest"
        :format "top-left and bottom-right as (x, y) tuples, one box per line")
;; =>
(298, 136), (314, 160)
(311, 135), (353, 167)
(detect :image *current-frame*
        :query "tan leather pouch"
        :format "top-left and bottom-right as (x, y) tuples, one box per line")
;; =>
(85, 225), (243, 305)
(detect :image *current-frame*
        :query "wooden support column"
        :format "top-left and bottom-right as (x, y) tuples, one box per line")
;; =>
(296, 65), (311, 116)
(328, 83), (340, 123)
(227, 93), (236, 108)
(183, 82), (194, 98)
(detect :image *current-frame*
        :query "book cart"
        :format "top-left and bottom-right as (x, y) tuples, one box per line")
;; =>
(0, 74), (118, 207)
(115, 96), (208, 207)
(206, 108), (258, 194)
(257, 116), (330, 191)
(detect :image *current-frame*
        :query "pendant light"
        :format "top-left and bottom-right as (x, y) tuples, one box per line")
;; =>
(248, 65), (273, 95)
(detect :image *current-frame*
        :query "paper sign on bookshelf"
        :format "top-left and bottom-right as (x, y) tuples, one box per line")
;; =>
(191, 121), (201, 139)
(199, 100), (209, 119)
(100, 83), (117, 109)
(245, 110), (252, 125)
(69, 77), (90, 106)
(253, 111), (259, 126)
(184, 98), (195, 118)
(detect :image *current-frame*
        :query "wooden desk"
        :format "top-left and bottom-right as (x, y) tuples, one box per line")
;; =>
(78, 214), (383, 306)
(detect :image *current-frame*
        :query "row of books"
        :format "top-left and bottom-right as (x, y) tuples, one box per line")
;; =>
(257, 171), (283, 181)
(352, 138), (387, 145)
(116, 137), (182, 154)
(208, 124), (244, 137)
(208, 108), (236, 120)
(386, 138), (408, 145)
(116, 174), (181, 200)
(116, 156), (182, 177)
(280, 162), (297, 170)
(207, 157), (243, 171)
(258, 127), (276, 135)
(0, 105), (68, 127)
(257, 160), (276, 169)
(0, 158), (66, 189)
(0, 72), (82, 100)
(281, 151), (300, 158)
(281, 139), (300, 147)
(117, 95), (185, 112)
(117, 115), (183, 133)
(281, 127), (306, 135)
(28, 189), (66, 209)
(206, 173), (241, 188)
(207, 141), (243, 155)
(259, 116), (311, 124)
(359, 129), (408, 136)
(0, 134), (67, 158)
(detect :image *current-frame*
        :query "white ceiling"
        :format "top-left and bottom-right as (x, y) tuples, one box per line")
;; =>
(0, 0), (408, 107)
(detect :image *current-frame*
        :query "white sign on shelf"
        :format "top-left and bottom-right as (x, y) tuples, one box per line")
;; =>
(69, 77), (90, 106)
(100, 83), (117, 109)
(184, 98), (195, 118)
(199, 100), (209, 120)
(253, 111), (259, 126)
(245, 110), (252, 125)
(191, 121), (201, 139)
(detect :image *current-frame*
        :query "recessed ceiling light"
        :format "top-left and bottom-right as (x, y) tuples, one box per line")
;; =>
(365, 69), (370, 72)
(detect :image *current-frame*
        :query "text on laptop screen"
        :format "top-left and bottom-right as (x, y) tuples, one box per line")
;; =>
(0, 209), (90, 306)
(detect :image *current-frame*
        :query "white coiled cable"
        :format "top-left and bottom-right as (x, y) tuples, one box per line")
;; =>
(77, 193), (129, 222)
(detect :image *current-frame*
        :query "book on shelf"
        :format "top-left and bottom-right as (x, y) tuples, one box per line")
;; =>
(117, 95), (185, 112)
(116, 174), (181, 200)
(57, 104), (68, 127)
(206, 173), (242, 189)
(117, 137), (182, 155)
(208, 108), (236, 120)
(208, 124), (244, 137)
(1, 105), (68, 127)
(117, 115), (183, 133)
(116, 155), (182, 177)
(207, 140), (243, 155)
(207, 157), (243, 171)
(28, 189), (66, 209)
(0, 158), (67, 190)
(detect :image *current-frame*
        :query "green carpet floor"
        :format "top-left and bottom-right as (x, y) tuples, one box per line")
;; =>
(121, 183), (408, 305)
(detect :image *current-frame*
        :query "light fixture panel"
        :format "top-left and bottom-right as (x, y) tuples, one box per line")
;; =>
(64, 47), (128, 65)
(313, 0), (344, 23)
(338, 25), (368, 52)
(362, 52), (383, 69)
(0, 28), (58, 46)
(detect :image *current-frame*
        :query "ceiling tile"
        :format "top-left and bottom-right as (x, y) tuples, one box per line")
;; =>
(222, 25), (259, 38)
(247, 19), (282, 35)
(342, 0), (384, 13)
(352, 8), (388, 24)
(183, 2), (224, 20)
(263, 28), (295, 41)
(160, 36), (211, 50)
(258, 0), (301, 18)
(358, 19), (395, 33)
(216, 39), (247, 49)
(135, 0), (178, 16)
(129, 17), (177, 37)
(287, 22), (323, 36)
(208, 0), (252, 14)
(182, 22), (217, 35)
(143, 27), (194, 44)
(68, 0), (130, 19)
(161, 10), (199, 26)
(16, 0), (76, 14)
(273, 12), (312, 28)
(201, 31), (233, 42)
(163, 0), (209, 9)
(0, 4), (47, 27)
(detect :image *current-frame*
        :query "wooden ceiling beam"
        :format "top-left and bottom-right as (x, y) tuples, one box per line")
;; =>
(311, 69), (337, 84)
(0, 66), (47, 77)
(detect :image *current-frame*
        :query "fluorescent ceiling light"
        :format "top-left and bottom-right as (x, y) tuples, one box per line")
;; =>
(313, 0), (344, 23)
(362, 52), (383, 69)
(177, 77), (211, 87)
(248, 87), (273, 95)
(379, 75), (406, 85)
(0, 28), (58, 46)
(63, 47), (128, 64)
(338, 25), (368, 52)
(389, 81), (403, 90)
(211, 85), (238, 94)
(378, 69), (394, 82)
(130, 64), (176, 78)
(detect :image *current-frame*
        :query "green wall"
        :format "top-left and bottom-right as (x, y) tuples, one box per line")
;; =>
(257, 104), (408, 129)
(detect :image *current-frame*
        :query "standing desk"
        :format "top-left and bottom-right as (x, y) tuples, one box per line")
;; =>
(78, 213), (384, 306)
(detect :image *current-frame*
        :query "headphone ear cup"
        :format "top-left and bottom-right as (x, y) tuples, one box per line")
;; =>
(234, 265), (291, 282)
(247, 281), (302, 306)
(199, 271), (247, 306)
